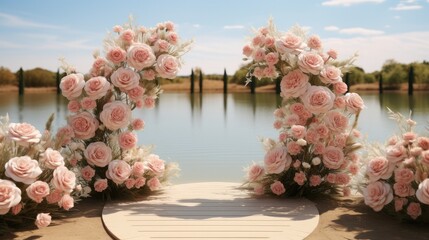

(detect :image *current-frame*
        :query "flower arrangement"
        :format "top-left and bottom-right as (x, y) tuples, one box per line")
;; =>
(242, 19), (364, 197)
(0, 115), (84, 231)
(359, 109), (429, 222)
(58, 18), (190, 199)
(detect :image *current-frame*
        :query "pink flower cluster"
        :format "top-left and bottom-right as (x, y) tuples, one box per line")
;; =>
(59, 19), (187, 197)
(362, 112), (429, 221)
(243, 20), (364, 197)
(0, 118), (80, 228)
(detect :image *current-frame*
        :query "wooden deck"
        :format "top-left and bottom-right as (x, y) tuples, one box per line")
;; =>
(102, 182), (319, 240)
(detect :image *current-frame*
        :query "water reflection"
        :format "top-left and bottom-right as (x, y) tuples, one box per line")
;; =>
(0, 91), (428, 183)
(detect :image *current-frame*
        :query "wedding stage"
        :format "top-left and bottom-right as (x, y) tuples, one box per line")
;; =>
(102, 182), (319, 239)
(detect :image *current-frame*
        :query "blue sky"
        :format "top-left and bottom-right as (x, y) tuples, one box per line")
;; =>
(0, 0), (428, 75)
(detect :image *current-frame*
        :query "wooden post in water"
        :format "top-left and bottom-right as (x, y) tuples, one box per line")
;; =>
(378, 72), (383, 94)
(250, 76), (256, 94)
(18, 67), (24, 96)
(275, 76), (281, 94)
(199, 70), (203, 93)
(223, 68), (228, 94)
(345, 72), (350, 93)
(190, 69), (195, 94)
(56, 69), (61, 95)
(408, 65), (414, 96)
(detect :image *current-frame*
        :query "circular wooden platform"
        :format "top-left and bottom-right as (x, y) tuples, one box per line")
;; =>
(102, 182), (319, 240)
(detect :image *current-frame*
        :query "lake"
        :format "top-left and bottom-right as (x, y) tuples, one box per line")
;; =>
(0, 91), (428, 183)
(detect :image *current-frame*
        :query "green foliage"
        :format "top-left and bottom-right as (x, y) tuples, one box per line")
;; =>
(0, 67), (16, 85)
(347, 67), (366, 85)
(21, 68), (56, 87)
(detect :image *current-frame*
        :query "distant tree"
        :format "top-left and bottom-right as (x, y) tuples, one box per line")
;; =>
(385, 64), (406, 89)
(231, 64), (273, 87)
(22, 68), (56, 87)
(0, 67), (17, 85)
(347, 67), (365, 85)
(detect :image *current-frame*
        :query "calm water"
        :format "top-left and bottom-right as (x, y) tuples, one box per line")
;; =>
(0, 91), (428, 183)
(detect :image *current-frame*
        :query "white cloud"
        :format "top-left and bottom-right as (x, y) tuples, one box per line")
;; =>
(325, 26), (384, 36)
(325, 25), (340, 31)
(0, 12), (61, 29)
(339, 27), (384, 36)
(223, 25), (245, 30)
(390, 1), (422, 10)
(323, 31), (429, 72)
(193, 24), (201, 28)
(322, 0), (384, 6)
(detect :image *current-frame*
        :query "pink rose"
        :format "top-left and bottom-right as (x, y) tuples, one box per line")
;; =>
(124, 178), (136, 189)
(11, 203), (22, 215)
(252, 184), (264, 195)
(143, 96), (156, 109)
(60, 73), (85, 100)
(289, 103), (305, 115)
(106, 160), (132, 184)
(46, 189), (63, 204)
(410, 147), (422, 157)
(394, 197), (407, 212)
(91, 57), (106, 71)
(291, 125), (306, 139)
(421, 150), (429, 166)
(166, 32), (178, 44)
(307, 35), (322, 50)
(84, 76), (111, 99)
(366, 156), (393, 182)
(252, 35), (264, 46)
(118, 131), (137, 150)
(326, 173), (336, 184)
(345, 93), (364, 113)
(270, 181), (286, 196)
(113, 25), (123, 33)
(275, 33), (305, 55)
(280, 69), (310, 99)
(363, 181), (393, 212)
(416, 178), (429, 204)
(100, 101), (131, 130)
(242, 45), (253, 57)
(301, 86), (335, 115)
(106, 47), (127, 65)
(147, 154), (165, 176)
(131, 119), (145, 130)
(26, 181), (50, 203)
(417, 137), (429, 150)
(263, 66), (278, 79)
(293, 160), (301, 168)
(69, 112), (99, 140)
(51, 166), (76, 193)
(5, 156), (42, 184)
(80, 97), (96, 110)
(142, 69), (156, 80)
(309, 175), (322, 187)
(165, 21), (175, 31)
(253, 67), (264, 80)
(327, 49), (338, 60)
(132, 162), (145, 177)
(84, 142), (112, 167)
(120, 29), (135, 44)
(111, 67), (140, 91)
(94, 179), (108, 192)
(155, 54), (179, 79)
(35, 213), (51, 228)
(335, 173), (350, 185)
(386, 144), (407, 163)
(407, 202), (421, 220)
(41, 148), (64, 169)
(252, 48), (266, 62)
(67, 100), (80, 113)
(394, 168), (414, 184)
(0, 180), (22, 215)
(294, 171), (306, 186)
(135, 177), (146, 189)
(324, 111), (348, 132)
(315, 124), (329, 138)
(247, 164), (264, 182)
(393, 182), (415, 197)
(322, 146), (344, 169)
(349, 164), (359, 175)
(8, 122), (41, 147)
(298, 52), (324, 75)
(127, 86), (145, 101)
(81, 166), (96, 181)
(333, 82), (348, 95)
(334, 96), (346, 108)
(127, 43), (156, 70)
(320, 65), (342, 84)
(264, 146), (292, 174)
(58, 194), (74, 211)
(56, 125), (74, 145)
(147, 177), (162, 191)
(287, 141), (302, 155)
